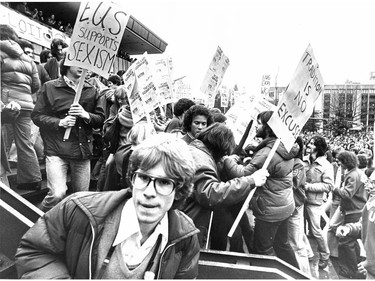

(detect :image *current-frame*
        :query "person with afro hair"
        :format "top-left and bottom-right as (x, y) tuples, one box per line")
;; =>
(181, 104), (214, 144)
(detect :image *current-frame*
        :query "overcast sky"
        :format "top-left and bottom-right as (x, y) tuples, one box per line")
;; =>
(121, 0), (374, 94)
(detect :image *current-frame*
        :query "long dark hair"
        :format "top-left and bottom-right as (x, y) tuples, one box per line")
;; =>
(197, 123), (236, 162)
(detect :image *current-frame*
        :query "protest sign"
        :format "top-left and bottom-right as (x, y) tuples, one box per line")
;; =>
(65, 2), (129, 79)
(268, 44), (324, 152)
(122, 64), (148, 124)
(152, 56), (174, 106)
(220, 86), (229, 109)
(134, 54), (160, 113)
(261, 74), (271, 96)
(225, 95), (275, 146)
(200, 46), (230, 106)
(174, 79), (193, 101)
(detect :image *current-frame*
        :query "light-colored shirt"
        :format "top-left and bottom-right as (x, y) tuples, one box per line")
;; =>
(63, 75), (78, 92)
(112, 199), (168, 267)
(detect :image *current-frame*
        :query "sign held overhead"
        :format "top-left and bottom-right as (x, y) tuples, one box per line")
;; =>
(65, 2), (129, 79)
(268, 44), (324, 152)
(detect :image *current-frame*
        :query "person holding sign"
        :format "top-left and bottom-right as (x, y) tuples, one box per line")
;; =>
(31, 55), (105, 212)
(16, 134), (200, 279)
(223, 111), (299, 269)
(180, 123), (269, 248)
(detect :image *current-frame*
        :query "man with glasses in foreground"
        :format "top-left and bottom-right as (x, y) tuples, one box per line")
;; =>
(15, 133), (200, 279)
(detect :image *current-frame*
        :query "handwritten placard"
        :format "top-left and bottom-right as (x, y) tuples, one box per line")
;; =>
(65, 2), (129, 78)
(268, 44), (324, 152)
(200, 46), (230, 107)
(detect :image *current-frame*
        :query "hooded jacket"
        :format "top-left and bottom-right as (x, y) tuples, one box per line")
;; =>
(15, 189), (200, 279)
(180, 139), (256, 246)
(0, 39), (40, 110)
(223, 137), (298, 222)
(31, 76), (105, 159)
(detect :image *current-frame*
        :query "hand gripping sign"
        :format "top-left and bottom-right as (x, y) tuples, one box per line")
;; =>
(63, 2), (129, 140)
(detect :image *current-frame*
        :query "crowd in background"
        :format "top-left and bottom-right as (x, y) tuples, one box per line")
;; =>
(1, 2), (74, 35)
(1, 22), (375, 279)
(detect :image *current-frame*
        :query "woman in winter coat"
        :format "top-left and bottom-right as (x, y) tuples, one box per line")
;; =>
(180, 122), (269, 248)
(15, 134), (200, 279)
(223, 111), (299, 269)
(0, 24), (41, 189)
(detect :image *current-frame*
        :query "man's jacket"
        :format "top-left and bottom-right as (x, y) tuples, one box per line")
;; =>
(31, 77), (105, 159)
(15, 189), (200, 279)
(303, 155), (334, 206)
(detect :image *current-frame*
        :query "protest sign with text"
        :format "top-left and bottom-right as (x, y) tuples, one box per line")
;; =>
(261, 74), (271, 96)
(225, 95), (275, 146)
(268, 44), (324, 152)
(65, 2), (129, 79)
(220, 86), (229, 108)
(152, 56), (174, 106)
(123, 64), (147, 124)
(134, 54), (160, 113)
(200, 46), (230, 107)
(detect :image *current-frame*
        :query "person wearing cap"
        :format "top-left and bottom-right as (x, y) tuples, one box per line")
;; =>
(15, 134), (200, 279)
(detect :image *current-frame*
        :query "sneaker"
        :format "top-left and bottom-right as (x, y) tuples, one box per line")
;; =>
(318, 259), (329, 269)
(17, 182), (42, 191)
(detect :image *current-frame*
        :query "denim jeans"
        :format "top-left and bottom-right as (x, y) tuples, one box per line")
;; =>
(41, 155), (90, 211)
(5, 111), (41, 184)
(254, 217), (299, 269)
(305, 203), (330, 261)
(288, 205), (312, 275)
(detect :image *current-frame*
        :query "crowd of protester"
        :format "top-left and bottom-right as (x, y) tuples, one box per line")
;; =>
(1, 2), (74, 36)
(1, 23), (375, 279)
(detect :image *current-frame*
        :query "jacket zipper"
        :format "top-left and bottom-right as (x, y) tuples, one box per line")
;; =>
(156, 242), (176, 279)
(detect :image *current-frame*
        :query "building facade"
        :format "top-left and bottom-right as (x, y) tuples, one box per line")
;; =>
(322, 82), (375, 132)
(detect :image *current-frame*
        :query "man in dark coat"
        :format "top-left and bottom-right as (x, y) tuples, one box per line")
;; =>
(32, 55), (105, 211)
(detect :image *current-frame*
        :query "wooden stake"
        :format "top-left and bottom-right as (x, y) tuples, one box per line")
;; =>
(63, 69), (87, 141)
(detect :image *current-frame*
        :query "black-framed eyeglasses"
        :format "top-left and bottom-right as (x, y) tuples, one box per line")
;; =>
(132, 171), (177, 196)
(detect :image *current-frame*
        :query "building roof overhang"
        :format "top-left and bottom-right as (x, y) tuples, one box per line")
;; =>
(21, 2), (167, 55)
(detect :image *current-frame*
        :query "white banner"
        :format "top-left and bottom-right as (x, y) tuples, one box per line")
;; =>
(225, 95), (275, 145)
(200, 46), (230, 107)
(174, 80), (192, 102)
(153, 56), (174, 106)
(220, 86), (229, 108)
(65, 2), (129, 78)
(0, 5), (70, 48)
(268, 44), (324, 152)
(123, 64), (147, 124)
(261, 74), (271, 96)
(134, 55), (160, 112)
